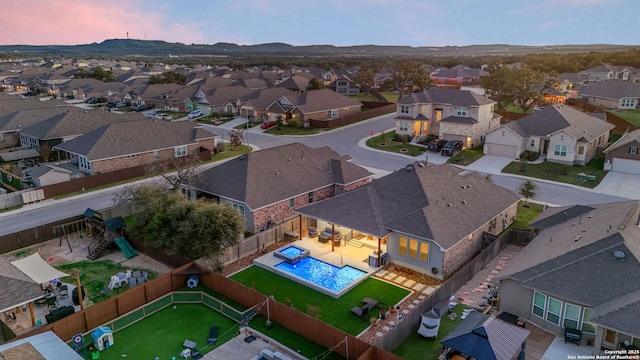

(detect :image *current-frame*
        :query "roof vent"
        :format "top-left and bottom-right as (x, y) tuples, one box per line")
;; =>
(447, 203), (452, 207)
(288, 158), (291, 161)
(462, 200), (467, 204)
(405, 165), (413, 171)
(574, 235), (581, 241)
(275, 171), (279, 175)
(239, 156), (246, 160)
(582, 228), (587, 232)
(418, 162), (424, 167)
(461, 185), (465, 189)
(613, 251), (626, 260)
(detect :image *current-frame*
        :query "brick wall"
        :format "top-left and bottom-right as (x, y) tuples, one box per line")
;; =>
(442, 201), (518, 275)
(342, 177), (371, 192)
(605, 140), (640, 162)
(92, 143), (209, 174)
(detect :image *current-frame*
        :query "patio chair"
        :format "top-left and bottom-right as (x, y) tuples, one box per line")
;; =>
(350, 306), (367, 318)
(208, 326), (219, 345)
(308, 227), (318, 238)
(59, 285), (69, 299)
(362, 297), (379, 310)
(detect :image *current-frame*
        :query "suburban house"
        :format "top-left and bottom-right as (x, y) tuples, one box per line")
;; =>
(603, 128), (640, 174)
(576, 80), (640, 109)
(483, 104), (614, 165)
(275, 76), (311, 93)
(235, 87), (296, 120)
(27, 163), (72, 186)
(394, 88), (500, 148)
(430, 67), (487, 84)
(578, 64), (638, 82)
(185, 85), (252, 115)
(530, 84), (566, 104)
(266, 89), (362, 125)
(327, 75), (360, 95)
(184, 143), (372, 233)
(295, 163), (520, 280)
(495, 200), (640, 353)
(0, 108), (69, 149)
(52, 119), (217, 175)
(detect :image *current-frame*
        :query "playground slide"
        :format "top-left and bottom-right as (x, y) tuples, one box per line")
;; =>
(114, 237), (138, 259)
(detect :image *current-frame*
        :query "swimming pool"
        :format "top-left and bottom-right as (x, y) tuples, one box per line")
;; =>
(274, 246), (309, 264)
(275, 256), (366, 293)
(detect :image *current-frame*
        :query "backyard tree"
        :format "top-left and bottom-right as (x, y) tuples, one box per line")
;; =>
(145, 151), (204, 190)
(126, 186), (244, 259)
(517, 179), (538, 207)
(390, 60), (433, 99)
(482, 64), (545, 112)
(306, 77), (325, 90)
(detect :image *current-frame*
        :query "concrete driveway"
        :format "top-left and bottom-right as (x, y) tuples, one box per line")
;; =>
(594, 171), (640, 199)
(463, 155), (514, 174)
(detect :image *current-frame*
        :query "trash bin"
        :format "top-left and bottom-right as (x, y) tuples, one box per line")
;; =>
(72, 286), (86, 306)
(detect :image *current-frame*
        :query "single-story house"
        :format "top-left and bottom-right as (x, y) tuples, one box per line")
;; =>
(266, 89), (362, 125)
(495, 200), (640, 353)
(394, 88), (500, 147)
(53, 119), (217, 174)
(184, 143), (372, 233)
(483, 104), (614, 165)
(295, 163), (520, 280)
(576, 79), (640, 109)
(603, 128), (640, 174)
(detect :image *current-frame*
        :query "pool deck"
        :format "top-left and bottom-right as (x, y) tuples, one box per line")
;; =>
(253, 239), (378, 298)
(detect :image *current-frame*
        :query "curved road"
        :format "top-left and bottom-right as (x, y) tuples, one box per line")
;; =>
(0, 114), (629, 236)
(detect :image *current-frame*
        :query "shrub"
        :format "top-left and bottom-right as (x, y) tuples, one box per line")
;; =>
(519, 150), (539, 161)
(421, 134), (438, 144)
(287, 118), (302, 128)
(216, 142), (226, 153)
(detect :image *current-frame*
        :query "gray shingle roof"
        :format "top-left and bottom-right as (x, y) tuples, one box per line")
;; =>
(0, 331), (84, 359)
(577, 79), (640, 100)
(0, 259), (43, 313)
(441, 115), (477, 124)
(19, 109), (128, 140)
(191, 143), (372, 210)
(603, 128), (640, 154)
(285, 89), (362, 114)
(397, 88), (496, 107)
(53, 120), (216, 161)
(297, 163), (520, 250)
(590, 290), (640, 338)
(239, 87), (296, 110)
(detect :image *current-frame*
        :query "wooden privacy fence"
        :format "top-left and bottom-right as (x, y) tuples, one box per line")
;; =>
(374, 229), (527, 352)
(309, 103), (396, 129)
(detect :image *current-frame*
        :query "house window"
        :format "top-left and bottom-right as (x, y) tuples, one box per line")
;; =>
(621, 98), (634, 107)
(399, 121), (409, 132)
(326, 109), (338, 118)
(174, 146), (187, 157)
(408, 239), (418, 259)
(578, 146), (585, 155)
(581, 308), (597, 334)
(435, 109), (442, 121)
(420, 105), (426, 114)
(232, 203), (245, 216)
(554, 144), (567, 156)
(154, 150), (159, 159)
(530, 139), (535, 147)
(308, 192), (314, 203)
(488, 218), (497, 232)
(289, 198), (294, 208)
(630, 147), (638, 155)
(563, 303), (581, 329)
(398, 236), (407, 255)
(546, 297), (562, 325)
(532, 291), (546, 318)
(399, 105), (409, 114)
(456, 107), (467, 116)
(419, 242), (429, 262)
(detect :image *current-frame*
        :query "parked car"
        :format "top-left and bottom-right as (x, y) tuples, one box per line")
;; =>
(134, 104), (152, 112)
(22, 91), (37, 97)
(115, 101), (128, 108)
(440, 140), (463, 156)
(144, 112), (158, 118)
(427, 139), (447, 152)
(260, 121), (276, 129)
(188, 110), (204, 119)
(84, 97), (97, 103)
(159, 114), (172, 121)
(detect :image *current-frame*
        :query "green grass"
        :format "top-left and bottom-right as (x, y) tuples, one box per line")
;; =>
(212, 144), (252, 160)
(229, 266), (410, 335)
(609, 133), (622, 144)
(379, 92), (400, 102)
(250, 315), (345, 360)
(56, 260), (158, 304)
(233, 121), (262, 130)
(366, 131), (428, 157)
(0, 204), (22, 213)
(504, 104), (525, 113)
(447, 147), (484, 165)
(350, 93), (380, 102)
(196, 116), (235, 125)
(508, 202), (545, 230)
(608, 109), (640, 127)
(392, 304), (471, 360)
(502, 158), (606, 188)
(264, 125), (324, 135)
(82, 304), (238, 360)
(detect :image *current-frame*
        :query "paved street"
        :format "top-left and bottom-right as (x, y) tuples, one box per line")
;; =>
(0, 113), (635, 236)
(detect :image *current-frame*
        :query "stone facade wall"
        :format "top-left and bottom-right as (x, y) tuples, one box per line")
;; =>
(442, 201), (518, 275)
(0, 133), (20, 149)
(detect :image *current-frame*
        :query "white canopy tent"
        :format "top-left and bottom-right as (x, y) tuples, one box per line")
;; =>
(11, 253), (69, 285)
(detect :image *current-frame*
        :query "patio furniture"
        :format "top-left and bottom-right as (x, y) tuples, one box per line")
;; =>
(179, 348), (191, 358)
(350, 306), (368, 318)
(183, 339), (196, 349)
(564, 328), (582, 346)
(308, 227), (318, 238)
(46, 296), (58, 310)
(59, 285), (69, 299)
(319, 227), (342, 243)
(208, 326), (219, 344)
(362, 297), (379, 310)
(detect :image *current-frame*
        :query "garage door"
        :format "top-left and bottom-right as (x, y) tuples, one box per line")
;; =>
(486, 143), (517, 158)
(611, 158), (640, 175)
(442, 133), (466, 143)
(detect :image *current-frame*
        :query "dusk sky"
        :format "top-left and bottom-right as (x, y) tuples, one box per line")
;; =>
(0, 0), (635, 47)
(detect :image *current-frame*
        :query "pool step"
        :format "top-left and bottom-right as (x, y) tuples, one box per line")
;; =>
(348, 240), (363, 248)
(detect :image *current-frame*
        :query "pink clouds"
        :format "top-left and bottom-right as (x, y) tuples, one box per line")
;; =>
(0, 0), (205, 45)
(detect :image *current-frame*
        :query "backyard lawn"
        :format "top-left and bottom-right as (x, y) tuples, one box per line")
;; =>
(608, 109), (640, 127)
(366, 131), (428, 157)
(392, 304), (471, 360)
(82, 303), (238, 360)
(229, 266), (411, 335)
(502, 158), (606, 188)
(57, 260), (158, 304)
(508, 201), (545, 231)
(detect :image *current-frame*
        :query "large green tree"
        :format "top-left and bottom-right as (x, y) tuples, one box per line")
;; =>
(390, 60), (433, 99)
(126, 186), (244, 259)
(517, 179), (538, 207)
(482, 64), (545, 112)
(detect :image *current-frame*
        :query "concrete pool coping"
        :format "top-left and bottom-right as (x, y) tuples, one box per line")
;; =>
(253, 240), (378, 298)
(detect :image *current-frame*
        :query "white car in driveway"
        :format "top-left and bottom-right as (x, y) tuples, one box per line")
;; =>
(188, 110), (204, 119)
(144, 112), (158, 118)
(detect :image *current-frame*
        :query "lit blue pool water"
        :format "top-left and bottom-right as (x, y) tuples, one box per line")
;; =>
(275, 256), (366, 292)
(279, 246), (305, 257)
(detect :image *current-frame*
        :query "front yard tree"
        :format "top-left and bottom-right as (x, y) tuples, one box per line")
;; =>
(228, 129), (244, 149)
(306, 78), (325, 90)
(127, 186), (244, 260)
(391, 60), (433, 99)
(517, 179), (538, 207)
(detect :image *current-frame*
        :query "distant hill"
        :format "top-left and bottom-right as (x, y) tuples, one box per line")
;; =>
(0, 39), (636, 57)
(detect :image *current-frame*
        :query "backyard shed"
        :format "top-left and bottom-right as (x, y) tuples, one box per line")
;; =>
(418, 309), (441, 338)
(91, 326), (114, 351)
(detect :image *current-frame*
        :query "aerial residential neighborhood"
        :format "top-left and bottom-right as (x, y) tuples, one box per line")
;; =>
(0, 2), (639, 360)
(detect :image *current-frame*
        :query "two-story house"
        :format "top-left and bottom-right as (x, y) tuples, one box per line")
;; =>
(603, 128), (640, 174)
(578, 64), (638, 82)
(394, 88), (500, 148)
